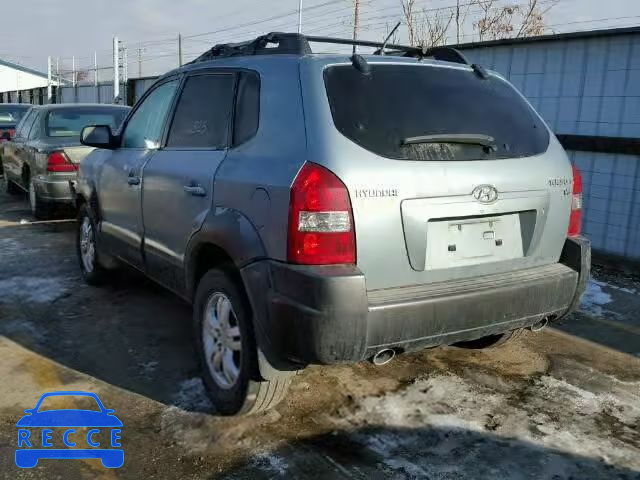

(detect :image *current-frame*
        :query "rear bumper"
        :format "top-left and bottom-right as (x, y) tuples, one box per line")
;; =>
(243, 237), (590, 367)
(33, 174), (75, 203)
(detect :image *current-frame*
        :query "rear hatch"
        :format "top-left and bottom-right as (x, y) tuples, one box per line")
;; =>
(301, 57), (574, 291)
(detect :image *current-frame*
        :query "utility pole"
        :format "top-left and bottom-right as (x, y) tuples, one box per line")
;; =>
(122, 46), (128, 105)
(298, 0), (303, 33)
(94, 51), (99, 103)
(72, 56), (76, 87)
(137, 47), (143, 77)
(113, 36), (120, 103)
(47, 56), (52, 104)
(456, 0), (460, 44)
(352, 0), (360, 54)
(94, 51), (99, 86)
(178, 33), (183, 67)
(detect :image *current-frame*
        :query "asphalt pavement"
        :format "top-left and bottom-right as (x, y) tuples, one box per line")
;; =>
(0, 185), (638, 479)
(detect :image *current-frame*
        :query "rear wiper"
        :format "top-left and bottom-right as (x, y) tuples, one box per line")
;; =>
(402, 134), (497, 152)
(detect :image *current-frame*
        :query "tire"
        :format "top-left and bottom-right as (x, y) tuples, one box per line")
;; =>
(29, 178), (50, 219)
(77, 203), (109, 285)
(3, 172), (21, 195)
(194, 269), (291, 416)
(454, 328), (524, 350)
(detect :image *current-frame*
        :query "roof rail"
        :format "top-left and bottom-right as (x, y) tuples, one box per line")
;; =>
(188, 32), (470, 65)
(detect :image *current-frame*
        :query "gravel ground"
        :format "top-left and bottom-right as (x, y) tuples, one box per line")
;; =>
(0, 186), (638, 480)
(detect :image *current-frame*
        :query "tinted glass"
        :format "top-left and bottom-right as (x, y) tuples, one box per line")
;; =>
(324, 64), (549, 161)
(233, 71), (260, 145)
(167, 74), (236, 149)
(20, 111), (39, 139)
(0, 105), (30, 125)
(123, 80), (179, 148)
(28, 112), (41, 140)
(46, 107), (128, 138)
(15, 109), (34, 137)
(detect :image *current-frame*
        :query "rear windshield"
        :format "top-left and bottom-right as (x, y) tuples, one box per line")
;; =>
(46, 107), (128, 138)
(0, 105), (30, 125)
(324, 64), (549, 161)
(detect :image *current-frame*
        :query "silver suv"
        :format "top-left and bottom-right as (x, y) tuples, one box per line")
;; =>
(74, 33), (590, 415)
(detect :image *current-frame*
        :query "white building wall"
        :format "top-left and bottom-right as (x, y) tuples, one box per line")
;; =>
(0, 64), (49, 92)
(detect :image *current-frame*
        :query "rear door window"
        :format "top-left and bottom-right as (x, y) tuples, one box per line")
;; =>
(324, 64), (549, 161)
(167, 73), (236, 149)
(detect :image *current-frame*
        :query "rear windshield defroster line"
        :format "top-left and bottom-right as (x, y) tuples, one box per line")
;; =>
(323, 64), (550, 161)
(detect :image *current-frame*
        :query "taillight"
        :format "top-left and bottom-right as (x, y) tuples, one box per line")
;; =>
(47, 152), (77, 173)
(288, 162), (356, 265)
(568, 164), (583, 237)
(0, 129), (13, 142)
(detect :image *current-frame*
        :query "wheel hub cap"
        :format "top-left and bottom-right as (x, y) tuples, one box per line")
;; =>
(202, 293), (242, 390)
(79, 216), (95, 273)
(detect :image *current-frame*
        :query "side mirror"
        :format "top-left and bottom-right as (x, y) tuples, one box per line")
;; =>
(80, 125), (118, 149)
(23, 409), (33, 414)
(1, 131), (11, 141)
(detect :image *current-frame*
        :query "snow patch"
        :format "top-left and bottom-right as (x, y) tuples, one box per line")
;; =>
(339, 372), (640, 474)
(172, 377), (213, 411)
(0, 277), (68, 303)
(580, 279), (612, 315)
(250, 452), (289, 476)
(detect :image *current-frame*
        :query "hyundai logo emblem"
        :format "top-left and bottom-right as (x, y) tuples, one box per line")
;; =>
(472, 185), (499, 204)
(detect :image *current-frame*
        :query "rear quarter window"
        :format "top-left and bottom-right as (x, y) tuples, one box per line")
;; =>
(324, 63), (549, 161)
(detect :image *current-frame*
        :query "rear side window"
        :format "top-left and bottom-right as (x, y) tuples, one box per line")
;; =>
(233, 71), (260, 145)
(28, 112), (41, 139)
(46, 107), (128, 138)
(15, 109), (34, 137)
(324, 64), (549, 161)
(167, 74), (236, 149)
(20, 111), (39, 139)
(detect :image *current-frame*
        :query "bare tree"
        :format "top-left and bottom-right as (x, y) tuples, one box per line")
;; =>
(473, 0), (557, 41)
(401, 0), (456, 47)
(401, 0), (557, 46)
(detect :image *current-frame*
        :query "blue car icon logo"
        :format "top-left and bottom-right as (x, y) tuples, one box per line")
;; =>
(16, 391), (123, 468)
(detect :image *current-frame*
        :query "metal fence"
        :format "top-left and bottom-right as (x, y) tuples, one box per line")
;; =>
(0, 78), (154, 106)
(461, 27), (640, 261)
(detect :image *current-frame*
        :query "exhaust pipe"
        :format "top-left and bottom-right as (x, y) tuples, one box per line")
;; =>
(371, 349), (395, 366)
(530, 317), (549, 332)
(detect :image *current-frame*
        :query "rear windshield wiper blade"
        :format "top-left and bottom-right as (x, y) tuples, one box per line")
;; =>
(402, 134), (497, 151)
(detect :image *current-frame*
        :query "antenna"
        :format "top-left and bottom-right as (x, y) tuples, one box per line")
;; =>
(377, 21), (402, 56)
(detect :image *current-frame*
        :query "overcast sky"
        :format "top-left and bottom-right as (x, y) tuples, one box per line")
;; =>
(2, 0), (639, 78)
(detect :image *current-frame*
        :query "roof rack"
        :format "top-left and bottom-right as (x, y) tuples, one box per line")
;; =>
(189, 32), (470, 65)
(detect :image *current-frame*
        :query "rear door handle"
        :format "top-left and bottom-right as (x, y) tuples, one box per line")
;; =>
(183, 185), (206, 197)
(127, 176), (140, 186)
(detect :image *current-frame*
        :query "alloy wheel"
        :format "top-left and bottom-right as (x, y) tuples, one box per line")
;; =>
(202, 292), (242, 390)
(79, 216), (95, 273)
